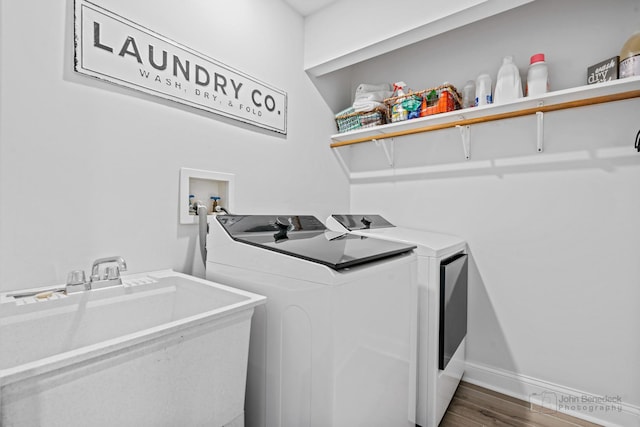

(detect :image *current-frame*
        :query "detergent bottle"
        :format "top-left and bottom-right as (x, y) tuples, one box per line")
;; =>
(494, 56), (523, 103)
(475, 73), (492, 106)
(526, 53), (549, 96)
(462, 80), (475, 108)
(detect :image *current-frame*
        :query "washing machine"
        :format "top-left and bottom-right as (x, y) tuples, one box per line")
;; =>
(205, 214), (419, 427)
(326, 214), (468, 427)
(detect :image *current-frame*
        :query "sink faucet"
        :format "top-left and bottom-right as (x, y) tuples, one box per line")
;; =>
(90, 256), (128, 290)
(64, 256), (128, 294)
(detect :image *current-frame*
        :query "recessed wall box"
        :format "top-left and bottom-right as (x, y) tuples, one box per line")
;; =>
(179, 168), (234, 224)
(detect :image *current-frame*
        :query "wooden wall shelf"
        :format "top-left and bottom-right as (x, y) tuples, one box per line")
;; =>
(330, 77), (640, 148)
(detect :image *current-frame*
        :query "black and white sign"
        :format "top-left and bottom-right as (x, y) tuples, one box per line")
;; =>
(74, 1), (287, 134)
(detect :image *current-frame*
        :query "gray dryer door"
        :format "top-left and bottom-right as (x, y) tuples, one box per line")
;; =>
(439, 253), (468, 370)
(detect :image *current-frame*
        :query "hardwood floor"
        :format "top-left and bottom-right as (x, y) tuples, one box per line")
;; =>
(440, 382), (602, 427)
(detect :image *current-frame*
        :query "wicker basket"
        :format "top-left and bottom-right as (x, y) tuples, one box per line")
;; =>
(384, 84), (462, 123)
(386, 93), (422, 122)
(334, 107), (387, 133)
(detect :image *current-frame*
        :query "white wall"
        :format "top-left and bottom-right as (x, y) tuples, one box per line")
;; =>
(303, 0), (533, 75)
(0, 0), (348, 291)
(325, 0), (640, 423)
(1, 0), (638, 423)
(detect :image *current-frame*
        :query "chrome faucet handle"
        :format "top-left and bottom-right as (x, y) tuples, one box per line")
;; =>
(91, 256), (127, 279)
(89, 257), (126, 290)
(105, 265), (120, 280)
(66, 270), (89, 294)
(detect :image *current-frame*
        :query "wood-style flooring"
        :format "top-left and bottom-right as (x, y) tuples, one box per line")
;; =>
(440, 382), (602, 427)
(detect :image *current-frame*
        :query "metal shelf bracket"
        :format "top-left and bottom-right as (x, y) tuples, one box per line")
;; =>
(456, 125), (471, 160)
(332, 146), (351, 176)
(536, 111), (544, 153)
(373, 138), (394, 166)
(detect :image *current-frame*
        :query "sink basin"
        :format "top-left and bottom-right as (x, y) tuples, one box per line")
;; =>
(0, 270), (266, 427)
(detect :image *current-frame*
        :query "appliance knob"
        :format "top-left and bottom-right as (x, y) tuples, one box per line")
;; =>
(273, 217), (291, 242)
(275, 217), (291, 230)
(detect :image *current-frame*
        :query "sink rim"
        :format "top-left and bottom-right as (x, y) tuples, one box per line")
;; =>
(0, 270), (266, 387)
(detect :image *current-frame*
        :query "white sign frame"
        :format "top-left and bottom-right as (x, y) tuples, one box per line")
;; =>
(74, 1), (287, 134)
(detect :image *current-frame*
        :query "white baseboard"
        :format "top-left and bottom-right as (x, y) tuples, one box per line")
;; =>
(463, 361), (640, 427)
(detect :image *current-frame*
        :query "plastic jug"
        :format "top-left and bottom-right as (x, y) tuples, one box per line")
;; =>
(494, 56), (523, 103)
(462, 80), (475, 108)
(526, 53), (549, 97)
(475, 73), (492, 106)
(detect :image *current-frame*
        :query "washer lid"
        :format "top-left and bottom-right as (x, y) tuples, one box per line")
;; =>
(217, 215), (415, 270)
(330, 214), (466, 257)
(330, 214), (395, 230)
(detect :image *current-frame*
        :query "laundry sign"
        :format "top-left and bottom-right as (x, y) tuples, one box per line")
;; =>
(74, 1), (287, 134)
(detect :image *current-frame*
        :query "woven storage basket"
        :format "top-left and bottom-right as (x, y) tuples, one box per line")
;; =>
(384, 83), (462, 123)
(335, 107), (386, 133)
(386, 93), (422, 122)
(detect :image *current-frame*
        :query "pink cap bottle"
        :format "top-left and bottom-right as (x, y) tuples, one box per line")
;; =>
(526, 53), (549, 97)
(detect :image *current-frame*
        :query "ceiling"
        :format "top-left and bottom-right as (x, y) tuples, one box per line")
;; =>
(283, 0), (339, 16)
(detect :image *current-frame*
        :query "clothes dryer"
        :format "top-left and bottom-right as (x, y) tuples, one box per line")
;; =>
(206, 214), (418, 427)
(326, 214), (468, 427)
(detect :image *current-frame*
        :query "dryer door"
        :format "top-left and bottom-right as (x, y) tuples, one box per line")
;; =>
(439, 253), (468, 370)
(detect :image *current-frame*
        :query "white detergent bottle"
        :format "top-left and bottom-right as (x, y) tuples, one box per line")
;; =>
(462, 80), (476, 108)
(526, 53), (549, 96)
(494, 56), (523, 103)
(475, 73), (492, 106)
